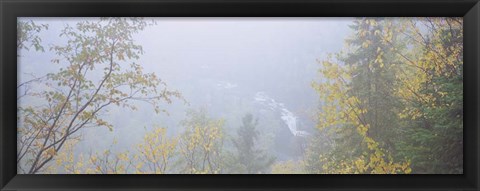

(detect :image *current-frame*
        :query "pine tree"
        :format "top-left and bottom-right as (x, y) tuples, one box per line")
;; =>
(232, 113), (275, 174)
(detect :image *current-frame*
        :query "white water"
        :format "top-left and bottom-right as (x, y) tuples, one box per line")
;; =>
(254, 92), (310, 137)
(213, 80), (310, 137)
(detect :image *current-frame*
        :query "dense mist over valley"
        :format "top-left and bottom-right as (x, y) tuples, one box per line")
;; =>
(17, 17), (463, 174)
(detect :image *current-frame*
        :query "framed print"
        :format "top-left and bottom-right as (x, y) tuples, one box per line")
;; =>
(1, 0), (480, 190)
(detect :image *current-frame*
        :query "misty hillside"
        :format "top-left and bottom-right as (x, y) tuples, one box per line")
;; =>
(17, 17), (462, 174)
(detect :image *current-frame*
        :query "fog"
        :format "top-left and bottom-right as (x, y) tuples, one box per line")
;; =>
(18, 16), (465, 174)
(18, 18), (352, 163)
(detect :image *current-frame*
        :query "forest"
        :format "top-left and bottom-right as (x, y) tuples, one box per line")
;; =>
(17, 17), (462, 174)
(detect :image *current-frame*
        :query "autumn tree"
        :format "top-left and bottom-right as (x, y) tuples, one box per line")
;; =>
(232, 113), (275, 174)
(17, 19), (51, 171)
(309, 17), (462, 174)
(391, 18), (463, 173)
(178, 109), (224, 174)
(309, 18), (412, 174)
(17, 20), (49, 101)
(85, 149), (134, 174)
(271, 160), (306, 174)
(53, 139), (82, 174)
(303, 130), (333, 174)
(17, 19), (49, 54)
(54, 138), (135, 174)
(137, 127), (178, 174)
(17, 18), (181, 174)
(311, 59), (411, 174)
(342, 18), (404, 153)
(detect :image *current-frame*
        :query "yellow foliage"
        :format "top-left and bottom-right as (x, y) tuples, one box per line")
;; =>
(179, 110), (225, 174)
(137, 126), (178, 174)
(271, 160), (306, 174)
(313, 57), (411, 174)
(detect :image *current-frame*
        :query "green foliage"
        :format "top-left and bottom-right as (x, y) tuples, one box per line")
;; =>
(17, 20), (49, 53)
(309, 17), (462, 174)
(393, 18), (463, 173)
(18, 17), (463, 174)
(231, 113), (275, 174)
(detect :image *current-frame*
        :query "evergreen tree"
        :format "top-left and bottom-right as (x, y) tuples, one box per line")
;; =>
(309, 17), (462, 174)
(343, 18), (403, 153)
(232, 113), (275, 174)
(394, 18), (463, 173)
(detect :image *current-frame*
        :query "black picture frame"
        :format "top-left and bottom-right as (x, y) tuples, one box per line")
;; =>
(1, 0), (479, 190)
